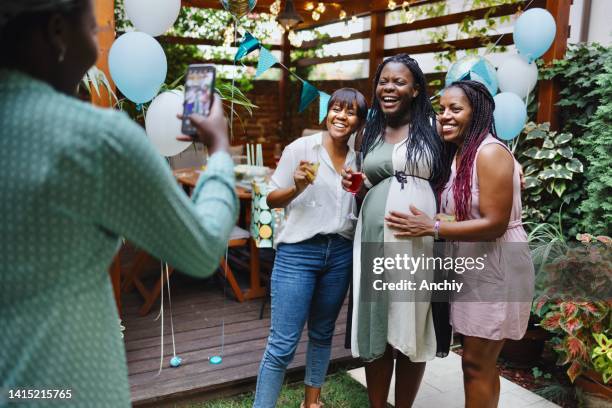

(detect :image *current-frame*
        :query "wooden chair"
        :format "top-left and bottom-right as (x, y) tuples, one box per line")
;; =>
(122, 226), (264, 316)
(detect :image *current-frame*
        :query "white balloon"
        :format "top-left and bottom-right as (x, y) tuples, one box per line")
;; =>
(145, 91), (191, 157)
(125, 0), (181, 36)
(497, 54), (538, 100)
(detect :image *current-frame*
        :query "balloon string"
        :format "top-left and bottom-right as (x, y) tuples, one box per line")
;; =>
(156, 261), (164, 376)
(230, 20), (238, 143)
(484, 0), (536, 56)
(220, 245), (228, 358)
(165, 263), (177, 358)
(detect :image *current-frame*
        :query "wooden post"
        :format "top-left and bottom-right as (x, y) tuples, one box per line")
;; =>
(93, 0), (121, 315)
(278, 29), (291, 140)
(368, 11), (386, 101)
(92, 0), (116, 108)
(536, 0), (571, 130)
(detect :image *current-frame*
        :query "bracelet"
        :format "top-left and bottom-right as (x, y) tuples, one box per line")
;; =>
(433, 220), (441, 240)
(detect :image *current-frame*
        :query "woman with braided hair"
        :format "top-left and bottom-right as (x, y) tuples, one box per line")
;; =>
(387, 80), (534, 407)
(342, 54), (450, 407)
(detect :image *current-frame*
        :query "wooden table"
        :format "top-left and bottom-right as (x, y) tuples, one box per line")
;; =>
(115, 168), (264, 316)
(173, 168), (252, 200)
(172, 168), (264, 301)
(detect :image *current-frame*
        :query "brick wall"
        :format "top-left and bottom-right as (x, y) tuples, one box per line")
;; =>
(230, 79), (371, 145)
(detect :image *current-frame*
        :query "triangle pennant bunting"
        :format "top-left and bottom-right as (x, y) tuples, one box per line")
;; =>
(318, 92), (331, 123)
(469, 58), (490, 81)
(255, 47), (278, 78)
(299, 81), (319, 113)
(235, 32), (260, 62)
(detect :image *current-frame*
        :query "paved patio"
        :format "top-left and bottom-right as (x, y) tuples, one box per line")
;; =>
(348, 351), (560, 408)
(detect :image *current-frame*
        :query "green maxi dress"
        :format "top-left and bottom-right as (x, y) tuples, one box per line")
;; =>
(350, 138), (438, 362)
(0, 70), (238, 407)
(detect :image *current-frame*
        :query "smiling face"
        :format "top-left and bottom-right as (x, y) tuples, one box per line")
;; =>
(376, 61), (419, 119)
(438, 86), (473, 145)
(325, 100), (362, 141)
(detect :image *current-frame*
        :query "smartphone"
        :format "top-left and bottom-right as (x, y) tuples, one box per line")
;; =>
(181, 64), (216, 136)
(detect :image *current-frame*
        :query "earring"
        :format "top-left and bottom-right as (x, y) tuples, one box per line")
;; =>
(58, 47), (66, 63)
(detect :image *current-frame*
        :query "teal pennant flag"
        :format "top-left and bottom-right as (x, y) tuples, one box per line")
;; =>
(235, 32), (260, 62)
(318, 92), (331, 123)
(256, 47), (278, 78)
(469, 58), (489, 81)
(299, 81), (319, 113)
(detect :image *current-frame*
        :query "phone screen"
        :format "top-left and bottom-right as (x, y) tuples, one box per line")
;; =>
(182, 65), (215, 135)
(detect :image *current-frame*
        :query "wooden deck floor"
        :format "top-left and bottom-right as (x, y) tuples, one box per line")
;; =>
(121, 251), (357, 407)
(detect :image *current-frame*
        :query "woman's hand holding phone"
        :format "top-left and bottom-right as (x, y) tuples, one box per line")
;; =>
(177, 95), (229, 155)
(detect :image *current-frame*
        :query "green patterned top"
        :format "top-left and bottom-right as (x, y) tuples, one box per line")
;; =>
(0, 70), (238, 407)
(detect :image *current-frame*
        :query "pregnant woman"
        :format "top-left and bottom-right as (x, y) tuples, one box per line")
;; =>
(344, 54), (448, 408)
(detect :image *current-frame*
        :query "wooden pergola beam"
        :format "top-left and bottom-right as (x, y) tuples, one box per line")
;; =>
(369, 11), (385, 90)
(181, 0), (446, 30)
(93, 0), (116, 108)
(300, 0), (541, 50)
(158, 35), (282, 50)
(385, 0), (545, 35)
(537, 0), (571, 130)
(296, 33), (515, 68)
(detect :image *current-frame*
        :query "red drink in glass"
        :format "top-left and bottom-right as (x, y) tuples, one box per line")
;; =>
(348, 172), (364, 195)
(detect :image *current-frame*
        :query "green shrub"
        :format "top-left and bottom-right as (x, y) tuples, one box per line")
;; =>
(518, 122), (583, 232)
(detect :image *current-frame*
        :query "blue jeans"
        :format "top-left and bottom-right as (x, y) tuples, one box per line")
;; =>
(253, 234), (352, 408)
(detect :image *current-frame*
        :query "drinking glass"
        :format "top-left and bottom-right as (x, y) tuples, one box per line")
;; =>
(347, 151), (364, 220)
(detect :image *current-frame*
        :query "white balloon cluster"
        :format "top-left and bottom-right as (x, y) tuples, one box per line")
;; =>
(109, 0), (187, 157)
(493, 8), (556, 140)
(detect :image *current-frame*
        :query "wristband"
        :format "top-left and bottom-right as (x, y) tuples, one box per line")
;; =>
(433, 220), (441, 240)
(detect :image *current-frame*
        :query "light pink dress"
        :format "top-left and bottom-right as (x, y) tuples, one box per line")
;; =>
(441, 135), (534, 340)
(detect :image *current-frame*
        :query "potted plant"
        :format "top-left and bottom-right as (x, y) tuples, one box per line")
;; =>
(533, 234), (611, 406)
(573, 332), (612, 406)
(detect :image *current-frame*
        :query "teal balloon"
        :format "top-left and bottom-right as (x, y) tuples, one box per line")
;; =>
(493, 92), (527, 140)
(109, 32), (167, 104)
(513, 8), (556, 62)
(445, 56), (498, 96)
(220, 0), (257, 18)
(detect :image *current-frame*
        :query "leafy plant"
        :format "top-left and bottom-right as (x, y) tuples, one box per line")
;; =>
(539, 43), (612, 236)
(577, 61), (612, 236)
(526, 215), (567, 300)
(533, 234), (612, 383)
(405, 0), (513, 73)
(540, 43), (611, 137)
(80, 66), (118, 105)
(591, 333), (612, 384)
(532, 366), (552, 380)
(518, 122), (583, 233)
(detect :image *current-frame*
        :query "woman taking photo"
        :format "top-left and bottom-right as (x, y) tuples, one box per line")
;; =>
(343, 54), (448, 408)
(1, 1), (237, 406)
(253, 88), (368, 408)
(385, 80), (534, 407)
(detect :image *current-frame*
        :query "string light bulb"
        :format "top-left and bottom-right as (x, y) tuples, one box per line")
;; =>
(339, 9), (347, 20)
(351, 15), (358, 22)
(388, 0), (397, 10)
(401, 1), (416, 24)
(269, 0), (281, 16)
(305, 2), (315, 11)
(342, 21), (351, 39)
(316, 2), (326, 13)
(311, 10), (320, 21)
